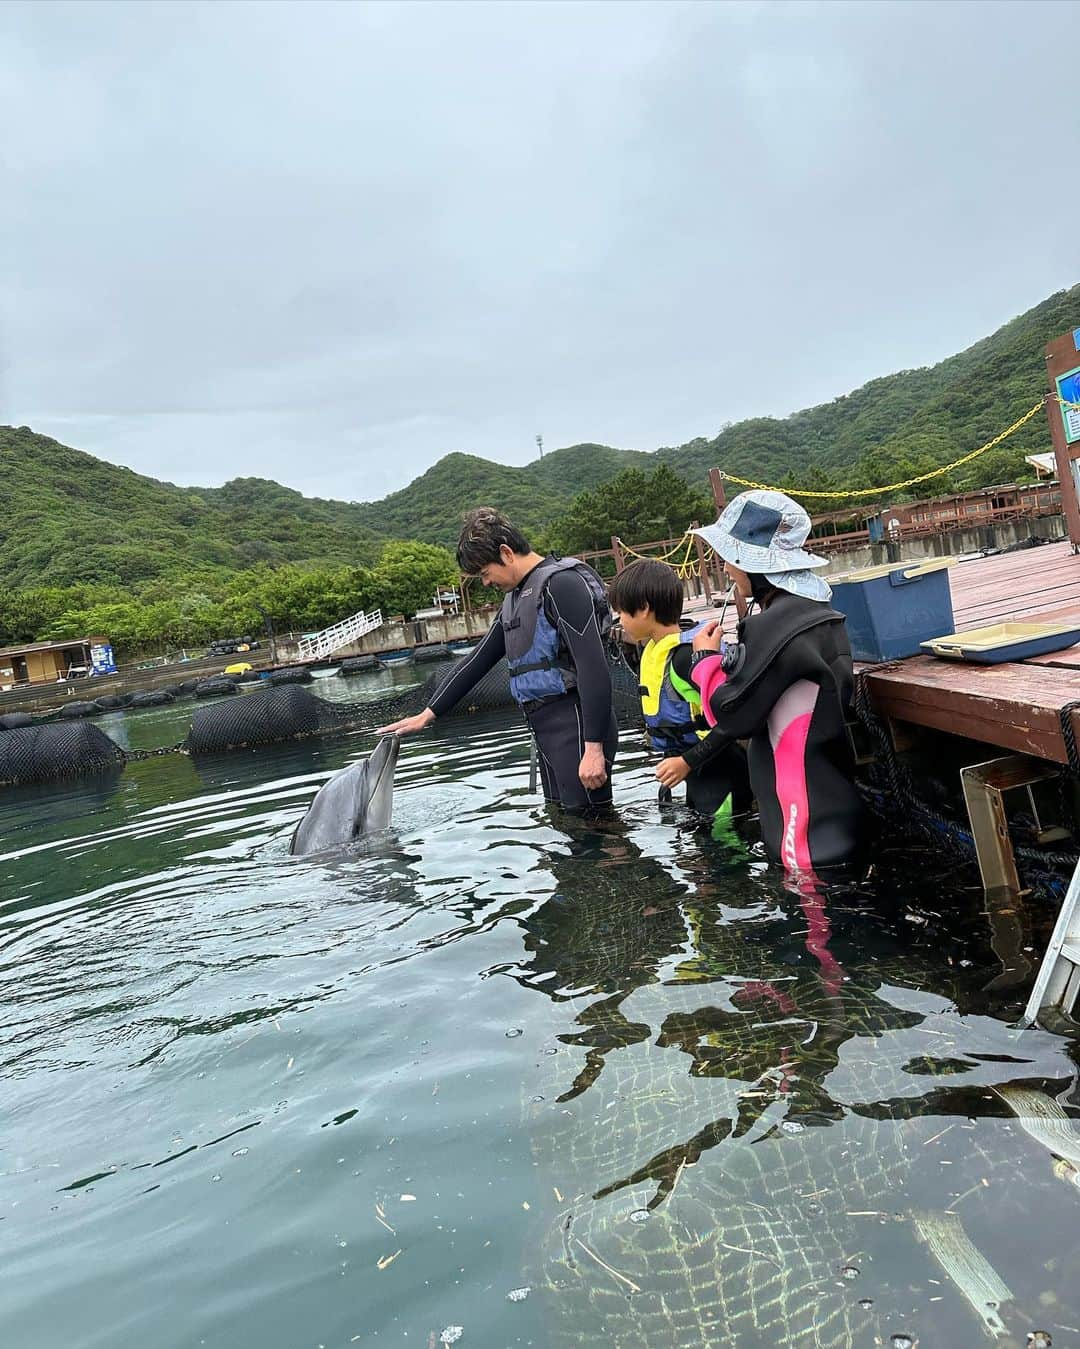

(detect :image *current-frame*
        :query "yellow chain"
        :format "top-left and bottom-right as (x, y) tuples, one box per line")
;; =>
(616, 532), (700, 578)
(616, 534), (690, 564)
(609, 393), (1078, 556)
(672, 535), (698, 579)
(720, 394), (1073, 501)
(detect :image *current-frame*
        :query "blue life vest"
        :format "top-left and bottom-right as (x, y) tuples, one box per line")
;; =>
(501, 556), (611, 707)
(639, 623), (707, 753)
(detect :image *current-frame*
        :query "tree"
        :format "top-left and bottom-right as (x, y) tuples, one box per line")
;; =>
(549, 464), (714, 554)
(369, 541), (458, 619)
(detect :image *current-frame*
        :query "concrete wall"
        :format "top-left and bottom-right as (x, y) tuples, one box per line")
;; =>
(322, 610), (496, 659)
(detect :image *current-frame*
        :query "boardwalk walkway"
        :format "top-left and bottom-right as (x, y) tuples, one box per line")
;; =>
(687, 541), (1080, 765)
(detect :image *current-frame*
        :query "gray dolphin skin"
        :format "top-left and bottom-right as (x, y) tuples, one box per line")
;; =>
(289, 735), (400, 855)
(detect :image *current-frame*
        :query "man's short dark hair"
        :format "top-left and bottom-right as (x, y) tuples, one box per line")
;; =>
(456, 508), (532, 574)
(608, 559), (683, 626)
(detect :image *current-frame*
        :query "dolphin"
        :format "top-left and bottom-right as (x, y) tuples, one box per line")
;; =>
(289, 735), (400, 855)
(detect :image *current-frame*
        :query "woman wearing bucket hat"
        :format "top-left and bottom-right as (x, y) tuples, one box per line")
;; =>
(688, 490), (866, 873)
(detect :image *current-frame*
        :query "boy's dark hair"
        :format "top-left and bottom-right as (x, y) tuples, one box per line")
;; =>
(608, 559), (683, 626)
(456, 508), (532, 574)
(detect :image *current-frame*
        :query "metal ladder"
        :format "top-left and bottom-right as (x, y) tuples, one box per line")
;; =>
(1024, 855), (1080, 1025)
(296, 608), (384, 662)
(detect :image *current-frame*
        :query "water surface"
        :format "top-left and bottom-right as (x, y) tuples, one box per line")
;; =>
(2, 676), (1079, 1348)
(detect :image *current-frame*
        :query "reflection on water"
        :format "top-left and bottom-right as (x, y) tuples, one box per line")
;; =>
(1, 675), (1078, 1348)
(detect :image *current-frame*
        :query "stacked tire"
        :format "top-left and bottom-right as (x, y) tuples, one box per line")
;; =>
(95, 694), (134, 711)
(129, 690), (175, 708)
(414, 644), (451, 663)
(340, 655), (378, 675)
(268, 666), (313, 686)
(194, 678), (240, 699)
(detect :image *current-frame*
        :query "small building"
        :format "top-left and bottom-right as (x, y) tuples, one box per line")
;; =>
(414, 587), (462, 622)
(1026, 451), (1058, 480)
(0, 636), (112, 689)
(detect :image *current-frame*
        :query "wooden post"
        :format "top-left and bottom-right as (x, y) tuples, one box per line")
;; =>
(690, 523), (712, 606)
(708, 468), (726, 516)
(1045, 330), (1080, 552)
(611, 536), (625, 573)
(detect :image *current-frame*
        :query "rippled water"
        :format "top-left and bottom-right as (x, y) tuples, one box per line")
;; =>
(2, 674), (1080, 1349)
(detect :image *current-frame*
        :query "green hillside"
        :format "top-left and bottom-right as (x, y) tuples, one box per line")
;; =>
(0, 427), (384, 591)
(655, 283), (1079, 494)
(2, 281), (1076, 595)
(347, 443), (655, 543)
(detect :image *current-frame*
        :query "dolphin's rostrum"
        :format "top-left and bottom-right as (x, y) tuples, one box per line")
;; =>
(289, 735), (400, 855)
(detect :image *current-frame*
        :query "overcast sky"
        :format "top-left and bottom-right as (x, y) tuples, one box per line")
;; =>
(2, 0), (1077, 503)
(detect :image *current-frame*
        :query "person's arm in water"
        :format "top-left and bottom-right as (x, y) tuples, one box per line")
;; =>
(544, 569), (612, 791)
(654, 641), (731, 788)
(377, 620), (506, 735)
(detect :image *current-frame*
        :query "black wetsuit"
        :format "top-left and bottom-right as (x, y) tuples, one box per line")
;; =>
(691, 592), (865, 870)
(428, 563), (617, 812)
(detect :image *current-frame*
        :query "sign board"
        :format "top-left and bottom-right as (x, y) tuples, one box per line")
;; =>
(1046, 330), (1080, 549)
(1057, 365), (1080, 445)
(1074, 327), (1080, 351)
(90, 643), (118, 675)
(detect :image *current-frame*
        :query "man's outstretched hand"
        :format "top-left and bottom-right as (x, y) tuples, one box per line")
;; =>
(377, 707), (436, 736)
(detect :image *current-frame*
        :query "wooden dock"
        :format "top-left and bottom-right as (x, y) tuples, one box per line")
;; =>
(860, 542), (1080, 767)
(686, 541), (1080, 767)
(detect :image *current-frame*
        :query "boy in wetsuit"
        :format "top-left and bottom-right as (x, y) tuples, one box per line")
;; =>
(378, 508), (617, 813)
(609, 559), (750, 824)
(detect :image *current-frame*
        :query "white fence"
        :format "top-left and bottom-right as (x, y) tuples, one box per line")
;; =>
(296, 609), (384, 661)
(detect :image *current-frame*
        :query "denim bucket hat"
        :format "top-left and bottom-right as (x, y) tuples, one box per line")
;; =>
(692, 490), (832, 602)
(692, 490), (828, 573)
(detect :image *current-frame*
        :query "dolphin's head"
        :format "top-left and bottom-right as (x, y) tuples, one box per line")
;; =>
(289, 735), (400, 855)
(356, 734), (399, 835)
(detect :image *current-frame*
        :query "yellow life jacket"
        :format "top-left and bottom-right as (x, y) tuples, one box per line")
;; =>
(639, 629), (706, 752)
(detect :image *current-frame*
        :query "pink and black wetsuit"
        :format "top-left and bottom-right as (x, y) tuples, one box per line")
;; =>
(691, 592), (865, 871)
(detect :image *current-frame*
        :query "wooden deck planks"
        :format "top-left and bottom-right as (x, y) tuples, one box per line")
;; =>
(862, 657), (1079, 765)
(867, 545), (1080, 760)
(685, 538), (1080, 762)
(1025, 647), (1080, 670)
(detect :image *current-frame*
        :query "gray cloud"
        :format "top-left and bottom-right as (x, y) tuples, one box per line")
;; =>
(2, 0), (1077, 500)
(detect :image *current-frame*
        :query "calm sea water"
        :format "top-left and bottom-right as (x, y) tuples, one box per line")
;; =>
(2, 672), (1079, 1349)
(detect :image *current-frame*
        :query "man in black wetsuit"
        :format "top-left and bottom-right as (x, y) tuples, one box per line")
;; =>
(378, 508), (617, 812)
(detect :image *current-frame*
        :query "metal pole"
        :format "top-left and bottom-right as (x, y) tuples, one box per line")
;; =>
(256, 605), (278, 665)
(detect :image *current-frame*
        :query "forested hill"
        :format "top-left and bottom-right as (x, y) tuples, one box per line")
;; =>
(657, 282), (1080, 498)
(2, 282), (1076, 589)
(0, 427), (385, 591)
(347, 282), (1078, 543)
(344, 442), (655, 547)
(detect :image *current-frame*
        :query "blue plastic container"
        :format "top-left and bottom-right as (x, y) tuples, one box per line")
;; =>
(829, 559), (955, 661)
